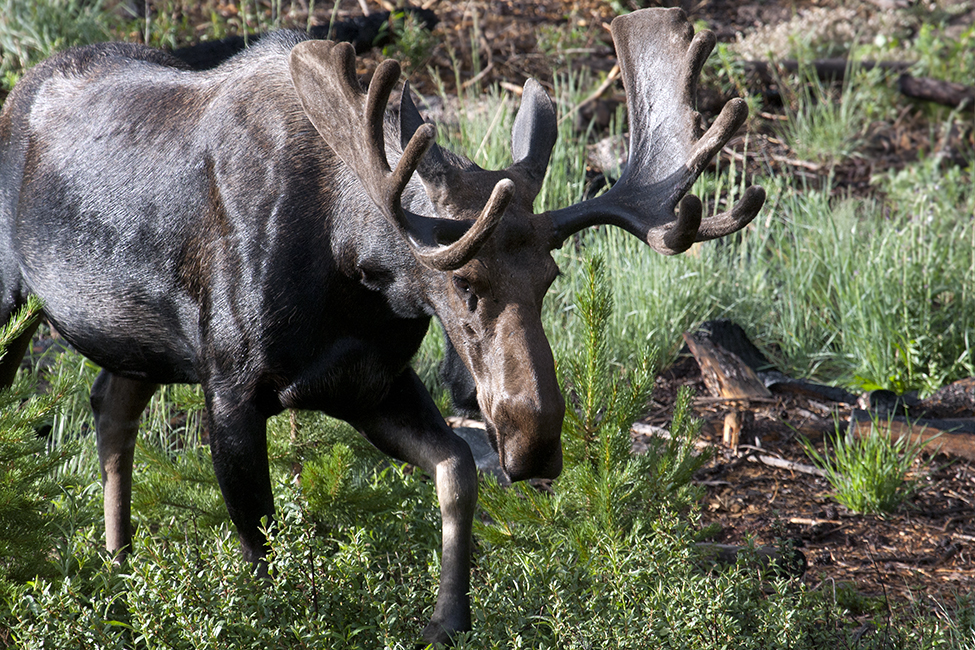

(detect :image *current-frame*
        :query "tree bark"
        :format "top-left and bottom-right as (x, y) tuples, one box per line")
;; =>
(682, 330), (771, 400)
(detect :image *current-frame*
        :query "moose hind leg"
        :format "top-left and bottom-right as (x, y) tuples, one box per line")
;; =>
(91, 371), (158, 559)
(350, 369), (478, 645)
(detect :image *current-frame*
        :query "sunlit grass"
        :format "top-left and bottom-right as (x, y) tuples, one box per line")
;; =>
(802, 417), (932, 515)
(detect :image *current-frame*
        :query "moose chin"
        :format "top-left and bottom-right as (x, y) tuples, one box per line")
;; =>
(0, 7), (763, 645)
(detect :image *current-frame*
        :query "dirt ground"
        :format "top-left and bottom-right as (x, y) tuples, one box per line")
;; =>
(650, 355), (975, 618)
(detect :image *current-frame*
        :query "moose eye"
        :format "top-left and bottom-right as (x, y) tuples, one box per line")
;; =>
(452, 276), (478, 312)
(452, 276), (471, 294)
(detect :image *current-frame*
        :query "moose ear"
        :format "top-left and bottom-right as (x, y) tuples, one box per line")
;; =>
(509, 79), (557, 195)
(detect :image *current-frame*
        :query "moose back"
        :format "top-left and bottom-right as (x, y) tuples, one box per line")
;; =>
(0, 8), (763, 644)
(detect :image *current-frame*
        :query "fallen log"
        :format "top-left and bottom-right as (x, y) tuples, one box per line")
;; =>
(849, 409), (975, 461)
(682, 331), (771, 401)
(899, 74), (975, 112)
(916, 377), (975, 419)
(745, 59), (975, 113)
(686, 320), (858, 404)
(168, 7), (438, 70)
(745, 59), (908, 85)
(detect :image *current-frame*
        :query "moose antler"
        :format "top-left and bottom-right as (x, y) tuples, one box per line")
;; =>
(289, 41), (513, 270)
(548, 8), (765, 254)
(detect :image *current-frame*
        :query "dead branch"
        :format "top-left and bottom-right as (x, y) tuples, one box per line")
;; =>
(746, 451), (826, 477)
(745, 59), (908, 85)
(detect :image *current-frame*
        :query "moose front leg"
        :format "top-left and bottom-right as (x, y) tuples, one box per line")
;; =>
(204, 391), (276, 567)
(350, 369), (478, 645)
(91, 371), (158, 559)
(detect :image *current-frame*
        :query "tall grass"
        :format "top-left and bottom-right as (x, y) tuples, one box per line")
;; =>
(777, 62), (887, 167)
(802, 417), (929, 515)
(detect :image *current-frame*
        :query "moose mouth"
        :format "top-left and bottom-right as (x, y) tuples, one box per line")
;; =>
(486, 421), (563, 483)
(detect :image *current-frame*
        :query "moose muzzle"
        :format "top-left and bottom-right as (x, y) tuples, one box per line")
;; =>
(477, 307), (565, 482)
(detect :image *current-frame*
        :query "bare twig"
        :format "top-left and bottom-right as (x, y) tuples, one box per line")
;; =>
(498, 81), (523, 95)
(631, 422), (712, 451)
(693, 395), (779, 406)
(446, 416), (486, 429)
(747, 452), (826, 477)
(768, 153), (823, 172)
(462, 62), (494, 90)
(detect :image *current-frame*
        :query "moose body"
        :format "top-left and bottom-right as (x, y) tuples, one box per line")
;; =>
(0, 9), (764, 643)
(5, 35), (429, 404)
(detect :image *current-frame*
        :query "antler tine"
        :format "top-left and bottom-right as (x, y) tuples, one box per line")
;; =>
(548, 8), (764, 254)
(289, 41), (510, 271)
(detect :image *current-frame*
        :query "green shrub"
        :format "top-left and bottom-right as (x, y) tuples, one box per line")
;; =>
(0, 299), (83, 593)
(0, 0), (110, 90)
(477, 255), (708, 549)
(382, 11), (437, 76)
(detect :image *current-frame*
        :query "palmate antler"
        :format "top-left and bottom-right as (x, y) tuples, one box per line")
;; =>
(548, 8), (765, 254)
(288, 40), (513, 271)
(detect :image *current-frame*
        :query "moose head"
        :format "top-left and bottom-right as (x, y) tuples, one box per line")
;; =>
(287, 7), (765, 483)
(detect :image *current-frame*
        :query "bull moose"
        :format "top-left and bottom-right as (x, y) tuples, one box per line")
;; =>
(0, 7), (764, 644)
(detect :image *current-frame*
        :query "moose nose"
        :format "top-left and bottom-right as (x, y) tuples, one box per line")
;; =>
(494, 397), (565, 482)
(503, 441), (563, 482)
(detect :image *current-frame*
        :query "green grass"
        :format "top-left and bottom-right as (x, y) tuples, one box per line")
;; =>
(801, 418), (931, 515)
(0, 0), (111, 90)
(777, 62), (886, 167)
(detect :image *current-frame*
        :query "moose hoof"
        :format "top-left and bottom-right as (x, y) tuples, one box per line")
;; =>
(419, 619), (466, 647)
